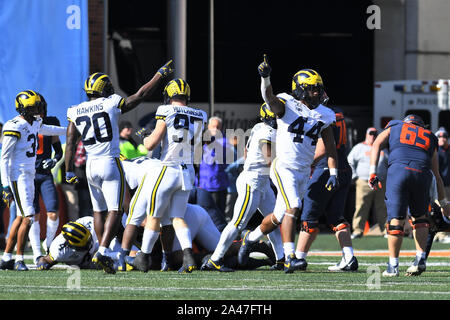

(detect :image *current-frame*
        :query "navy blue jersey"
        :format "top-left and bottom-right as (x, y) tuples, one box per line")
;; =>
(36, 116), (61, 174)
(315, 106), (351, 171)
(386, 120), (438, 168)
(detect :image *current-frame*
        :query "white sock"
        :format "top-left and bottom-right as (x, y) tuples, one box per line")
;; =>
(28, 220), (42, 260)
(2, 252), (12, 261)
(342, 246), (354, 261)
(211, 224), (238, 262)
(295, 251), (307, 260)
(141, 229), (159, 254)
(416, 251), (426, 260)
(283, 242), (295, 257)
(174, 227), (192, 250)
(98, 246), (108, 255)
(16, 255), (24, 262)
(267, 228), (284, 261)
(389, 257), (399, 266)
(46, 217), (59, 247)
(248, 227), (264, 242)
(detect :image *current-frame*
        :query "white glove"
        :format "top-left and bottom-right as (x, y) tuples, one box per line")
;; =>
(42, 158), (57, 170)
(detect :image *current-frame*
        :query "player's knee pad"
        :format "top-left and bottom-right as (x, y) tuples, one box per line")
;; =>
(409, 218), (430, 230)
(301, 221), (320, 235)
(386, 221), (404, 236)
(331, 221), (350, 233)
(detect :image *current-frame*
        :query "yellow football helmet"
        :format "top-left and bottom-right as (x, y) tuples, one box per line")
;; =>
(84, 72), (115, 98)
(292, 69), (326, 108)
(61, 221), (92, 249)
(15, 90), (41, 118)
(163, 78), (190, 104)
(260, 102), (277, 129)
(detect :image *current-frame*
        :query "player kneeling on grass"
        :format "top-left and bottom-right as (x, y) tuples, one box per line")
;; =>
(36, 216), (121, 270)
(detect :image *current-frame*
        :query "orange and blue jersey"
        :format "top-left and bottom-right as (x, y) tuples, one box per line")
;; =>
(384, 120), (438, 220)
(385, 120), (438, 168)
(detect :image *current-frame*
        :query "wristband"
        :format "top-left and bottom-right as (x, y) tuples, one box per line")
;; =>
(369, 165), (377, 175)
(329, 168), (337, 176)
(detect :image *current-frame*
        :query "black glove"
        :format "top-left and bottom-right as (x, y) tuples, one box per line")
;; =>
(258, 54), (271, 78)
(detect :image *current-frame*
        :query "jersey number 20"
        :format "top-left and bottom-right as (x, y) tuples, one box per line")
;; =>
(76, 112), (113, 146)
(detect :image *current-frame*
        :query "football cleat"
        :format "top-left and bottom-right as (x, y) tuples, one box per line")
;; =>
(238, 230), (256, 266)
(284, 253), (307, 274)
(269, 259), (285, 271)
(0, 259), (15, 270)
(200, 258), (234, 272)
(92, 252), (116, 274)
(382, 263), (399, 277)
(124, 255), (137, 271)
(178, 248), (196, 274)
(116, 252), (127, 272)
(133, 252), (151, 273)
(328, 256), (358, 272)
(160, 252), (174, 271)
(14, 260), (29, 271)
(405, 256), (426, 276)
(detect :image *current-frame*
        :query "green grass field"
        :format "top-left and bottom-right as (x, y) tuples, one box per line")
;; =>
(0, 235), (449, 301)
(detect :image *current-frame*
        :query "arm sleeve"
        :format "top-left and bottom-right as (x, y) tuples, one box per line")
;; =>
(39, 124), (67, 136)
(0, 135), (18, 187)
(52, 140), (63, 162)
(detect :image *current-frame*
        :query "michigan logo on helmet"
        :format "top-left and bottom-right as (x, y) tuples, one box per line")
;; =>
(260, 102), (277, 129)
(163, 78), (190, 104)
(61, 221), (92, 249)
(15, 90), (41, 118)
(291, 69), (326, 108)
(84, 72), (115, 98)
(403, 114), (425, 128)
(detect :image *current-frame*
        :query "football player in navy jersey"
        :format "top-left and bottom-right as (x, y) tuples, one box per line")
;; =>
(295, 107), (358, 272)
(29, 94), (64, 264)
(369, 114), (450, 276)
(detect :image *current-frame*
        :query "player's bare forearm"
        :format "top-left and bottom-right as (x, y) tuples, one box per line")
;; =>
(370, 128), (389, 169)
(144, 120), (166, 151)
(321, 127), (338, 169)
(65, 122), (80, 172)
(123, 73), (163, 113)
(261, 84), (284, 117)
(312, 138), (326, 166)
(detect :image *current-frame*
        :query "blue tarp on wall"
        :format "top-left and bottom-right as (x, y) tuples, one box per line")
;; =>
(0, 0), (89, 139)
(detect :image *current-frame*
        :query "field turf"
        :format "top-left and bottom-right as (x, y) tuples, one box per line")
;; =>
(0, 235), (448, 303)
